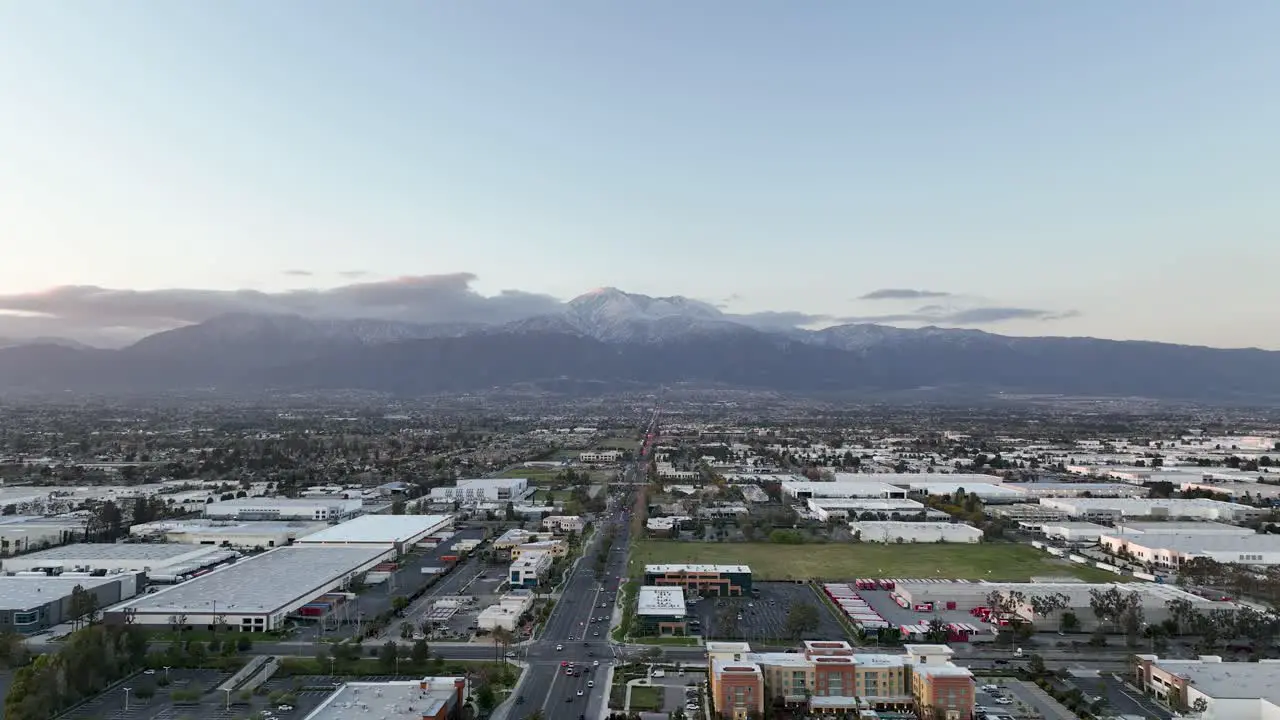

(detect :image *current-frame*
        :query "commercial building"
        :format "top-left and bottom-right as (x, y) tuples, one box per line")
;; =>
(294, 514), (453, 553)
(1039, 497), (1266, 522)
(636, 585), (687, 636)
(707, 641), (974, 719)
(541, 515), (585, 534)
(302, 678), (468, 720)
(203, 497), (362, 522)
(579, 450), (622, 463)
(2, 543), (237, 580)
(848, 521), (983, 544)
(0, 574), (140, 634)
(1011, 482), (1147, 499)
(643, 564), (753, 598)
(105, 545), (392, 631)
(427, 477), (530, 504)
(782, 481), (909, 501)
(906, 483), (1026, 503)
(0, 516), (85, 556)
(510, 540), (566, 561)
(476, 591), (534, 632)
(508, 552), (552, 589)
(986, 504), (1069, 523)
(129, 519), (328, 549)
(805, 498), (934, 522)
(1133, 654), (1280, 720)
(1039, 522), (1112, 543)
(891, 581), (1233, 632)
(1100, 532), (1280, 567)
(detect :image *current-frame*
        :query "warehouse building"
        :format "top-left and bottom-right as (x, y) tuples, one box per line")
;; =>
(203, 497), (362, 522)
(427, 477), (530, 504)
(105, 545), (391, 631)
(0, 516), (85, 556)
(2, 543), (237, 580)
(1110, 521), (1256, 536)
(782, 481), (909, 501)
(476, 591), (534, 632)
(1039, 522), (1112, 543)
(0, 573), (141, 634)
(1039, 497), (1266, 522)
(805, 498), (935, 522)
(1100, 532), (1280, 567)
(129, 519), (328, 549)
(892, 581), (1232, 632)
(905, 482), (1026, 503)
(849, 521), (983, 544)
(295, 514), (452, 554)
(636, 585), (688, 636)
(1012, 483), (1147, 499)
(643, 564), (752, 597)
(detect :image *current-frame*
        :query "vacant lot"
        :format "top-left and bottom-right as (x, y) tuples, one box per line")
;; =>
(631, 541), (1119, 582)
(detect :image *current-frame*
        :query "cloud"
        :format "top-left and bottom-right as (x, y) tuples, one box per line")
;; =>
(858, 288), (953, 301)
(727, 310), (834, 330)
(0, 273), (565, 344)
(338, 270), (368, 279)
(283, 269), (313, 277)
(840, 306), (1079, 326)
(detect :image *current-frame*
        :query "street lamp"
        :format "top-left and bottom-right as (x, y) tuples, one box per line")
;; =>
(222, 688), (232, 710)
(163, 665), (171, 682)
(122, 687), (132, 711)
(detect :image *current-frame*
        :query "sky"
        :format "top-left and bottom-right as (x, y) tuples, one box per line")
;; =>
(1, 2), (1278, 348)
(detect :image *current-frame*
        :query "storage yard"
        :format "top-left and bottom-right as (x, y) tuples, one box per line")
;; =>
(631, 540), (1118, 581)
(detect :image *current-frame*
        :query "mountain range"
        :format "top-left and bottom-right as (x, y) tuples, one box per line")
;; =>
(1, 288), (1278, 402)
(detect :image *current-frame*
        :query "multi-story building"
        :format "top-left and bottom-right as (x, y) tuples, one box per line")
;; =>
(510, 540), (566, 561)
(428, 478), (530, 504)
(579, 450), (622, 463)
(541, 515), (585, 534)
(636, 586), (687, 636)
(508, 551), (552, 589)
(643, 564), (752, 597)
(707, 641), (973, 719)
(203, 497), (361, 522)
(1134, 654), (1280, 719)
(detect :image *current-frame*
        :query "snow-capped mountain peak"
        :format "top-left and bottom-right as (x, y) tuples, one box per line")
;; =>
(559, 288), (735, 342)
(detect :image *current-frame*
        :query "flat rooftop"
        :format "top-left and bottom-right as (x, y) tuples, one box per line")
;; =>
(1151, 659), (1280, 703)
(637, 585), (687, 616)
(133, 519), (328, 536)
(646, 564), (752, 575)
(205, 497), (355, 509)
(305, 679), (465, 720)
(116, 545), (388, 615)
(297, 514), (452, 545)
(0, 575), (124, 610)
(1106, 532), (1280, 552)
(5, 543), (226, 563)
(1114, 521), (1255, 535)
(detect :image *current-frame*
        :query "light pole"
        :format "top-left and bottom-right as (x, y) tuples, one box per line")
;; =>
(163, 665), (171, 682)
(122, 687), (132, 711)
(223, 687), (232, 710)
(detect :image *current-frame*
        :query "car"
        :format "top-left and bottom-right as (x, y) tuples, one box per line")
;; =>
(505, 651), (516, 658)
(277, 705), (294, 712)
(593, 631), (599, 636)
(556, 644), (564, 651)
(562, 661), (569, 667)
(577, 690), (584, 696)
(995, 698), (1013, 705)
(565, 668), (574, 675)
(593, 660), (600, 666)
(143, 669), (156, 675)
(587, 681), (595, 688)
(566, 696), (573, 703)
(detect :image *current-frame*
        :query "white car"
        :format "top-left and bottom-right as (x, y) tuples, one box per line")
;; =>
(995, 697), (1013, 705)
(593, 660), (599, 666)
(587, 681), (595, 688)
(556, 644), (563, 651)
(577, 690), (584, 696)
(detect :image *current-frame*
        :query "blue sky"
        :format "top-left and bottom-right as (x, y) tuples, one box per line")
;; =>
(1, 2), (1277, 347)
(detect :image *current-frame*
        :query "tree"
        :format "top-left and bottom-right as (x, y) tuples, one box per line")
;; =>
(399, 622), (414, 640)
(411, 639), (429, 664)
(378, 641), (398, 672)
(391, 595), (409, 613)
(1192, 697), (1209, 714)
(1060, 611), (1080, 633)
(785, 603), (820, 639)
(475, 683), (496, 713)
(1027, 653), (1046, 677)
(391, 500), (406, 515)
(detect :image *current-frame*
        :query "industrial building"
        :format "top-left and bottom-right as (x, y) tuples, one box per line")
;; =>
(294, 514), (453, 553)
(203, 497), (362, 522)
(782, 481), (909, 501)
(1011, 482), (1147, 499)
(0, 516), (85, 556)
(1038, 497), (1266, 522)
(2, 543), (237, 580)
(129, 519), (328, 549)
(1110, 521), (1256, 536)
(636, 585), (688, 636)
(643, 564), (752, 597)
(427, 477), (530, 504)
(302, 678), (469, 720)
(0, 573), (140, 634)
(805, 498), (939, 522)
(891, 581), (1233, 632)
(105, 545), (392, 631)
(1133, 654), (1280, 720)
(707, 641), (974, 719)
(1039, 522), (1112, 543)
(1100, 532), (1280, 567)
(848, 521), (983, 544)
(905, 482), (1026, 503)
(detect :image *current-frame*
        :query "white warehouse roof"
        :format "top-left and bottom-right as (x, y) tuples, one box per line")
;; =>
(297, 514), (452, 546)
(637, 586), (687, 617)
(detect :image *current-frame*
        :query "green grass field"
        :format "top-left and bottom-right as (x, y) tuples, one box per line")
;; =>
(630, 540), (1120, 582)
(628, 685), (663, 711)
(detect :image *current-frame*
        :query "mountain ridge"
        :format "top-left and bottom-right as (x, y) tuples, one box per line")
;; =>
(0, 289), (1277, 402)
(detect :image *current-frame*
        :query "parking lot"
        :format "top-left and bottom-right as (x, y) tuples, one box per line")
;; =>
(56, 667), (326, 720)
(690, 582), (848, 643)
(1067, 671), (1172, 720)
(855, 585), (983, 631)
